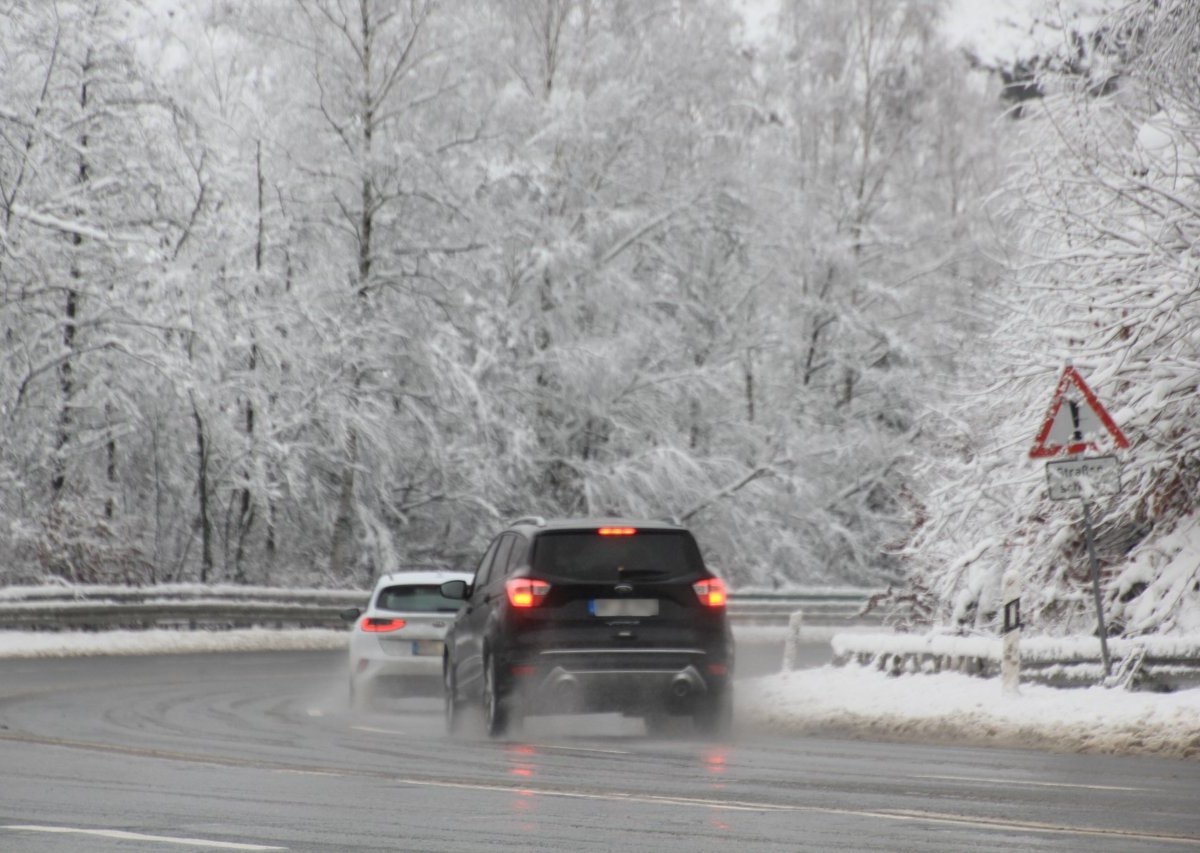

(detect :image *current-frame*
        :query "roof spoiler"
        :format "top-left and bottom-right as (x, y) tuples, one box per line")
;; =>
(511, 515), (547, 527)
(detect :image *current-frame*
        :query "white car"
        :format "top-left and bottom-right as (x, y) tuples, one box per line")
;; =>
(343, 568), (473, 709)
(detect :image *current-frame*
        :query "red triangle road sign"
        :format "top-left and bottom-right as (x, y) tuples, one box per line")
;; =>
(1029, 366), (1130, 459)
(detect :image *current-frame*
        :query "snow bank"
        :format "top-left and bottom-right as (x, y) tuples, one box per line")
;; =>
(740, 665), (1200, 760)
(831, 631), (1200, 662)
(0, 628), (348, 659)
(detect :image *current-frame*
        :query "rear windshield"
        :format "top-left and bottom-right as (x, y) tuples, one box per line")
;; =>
(375, 584), (463, 613)
(530, 530), (704, 581)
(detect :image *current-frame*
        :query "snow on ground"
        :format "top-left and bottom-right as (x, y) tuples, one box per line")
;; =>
(0, 624), (1195, 760)
(740, 665), (1200, 761)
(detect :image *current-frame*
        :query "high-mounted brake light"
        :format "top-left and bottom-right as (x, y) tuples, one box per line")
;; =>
(506, 578), (551, 608)
(361, 617), (406, 632)
(693, 578), (727, 608)
(598, 527), (636, 536)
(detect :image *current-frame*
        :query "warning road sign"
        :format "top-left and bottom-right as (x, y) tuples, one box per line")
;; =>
(1029, 366), (1129, 458)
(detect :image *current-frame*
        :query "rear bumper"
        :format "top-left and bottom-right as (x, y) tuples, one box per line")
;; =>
(351, 657), (443, 698)
(506, 648), (732, 714)
(350, 640), (445, 686)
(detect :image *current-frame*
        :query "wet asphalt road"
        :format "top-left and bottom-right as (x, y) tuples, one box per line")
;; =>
(0, 645), (1197, 852)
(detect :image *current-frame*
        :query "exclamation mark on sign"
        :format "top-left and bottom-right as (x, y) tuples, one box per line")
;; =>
(1069, 399), (1083, 443)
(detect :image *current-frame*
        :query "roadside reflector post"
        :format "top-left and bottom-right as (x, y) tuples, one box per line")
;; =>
(1001, 570), (1021, 695)
(783, 610), (804, 672)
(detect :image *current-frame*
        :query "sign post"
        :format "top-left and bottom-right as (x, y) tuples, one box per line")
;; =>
(1030, 364), (1129, 680)
(1079, 500), (1112, 677)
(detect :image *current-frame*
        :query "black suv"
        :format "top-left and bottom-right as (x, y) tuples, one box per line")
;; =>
(440, 517), (734, 738)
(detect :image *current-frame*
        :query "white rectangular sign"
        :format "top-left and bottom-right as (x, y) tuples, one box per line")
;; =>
(1045, 455), (1121, 501)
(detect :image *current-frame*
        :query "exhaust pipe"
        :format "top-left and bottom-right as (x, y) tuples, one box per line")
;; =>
(551, 673), (581, 710)
(671, 675), (692, 699)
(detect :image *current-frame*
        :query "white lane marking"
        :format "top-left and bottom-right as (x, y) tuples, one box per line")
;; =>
(914, 773), (1152, 793)
(270, 767), (347, 778)
(2, 825), (287, 850)
(874, 809), (1200, 845)
(350, 725), (407, 735)
(387, 778), (1200, 845)
(528, 743), (632, 755)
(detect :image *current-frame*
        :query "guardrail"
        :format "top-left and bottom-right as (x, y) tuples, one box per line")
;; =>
(0, 585), (880, 631)
(829, 631), (1200, 692)
(726, 592), (883, 626)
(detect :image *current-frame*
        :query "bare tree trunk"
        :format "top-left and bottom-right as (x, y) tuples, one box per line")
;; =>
(191, 396), (214, 583)
(105, 402), (116, 520)
(744, 351), (756, 424)
(53, 50), (92, 500)
(329, 430), (358, 578)
(52, 288), (76, 498)
(233, 140), (265, 583)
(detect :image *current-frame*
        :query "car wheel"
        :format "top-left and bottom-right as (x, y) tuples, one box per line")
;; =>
(482, 654), (510, 738)
(444, 661), (462, 735)
(693, 690), (732, 738)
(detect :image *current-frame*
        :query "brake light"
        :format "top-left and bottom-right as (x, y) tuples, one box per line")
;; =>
(598, 527), (636, 536)
(506, 578), (551, 608)
(693, 578), (727, 608)
(361, 617), (406, 632)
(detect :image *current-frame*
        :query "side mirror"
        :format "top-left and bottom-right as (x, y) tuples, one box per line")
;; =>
(340, 607), (362, 622)
(440, 580), (469, 600)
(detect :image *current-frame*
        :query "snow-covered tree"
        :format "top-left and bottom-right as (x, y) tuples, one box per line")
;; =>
(901, 0), (1200, 636)
(0, 0), (207, 582)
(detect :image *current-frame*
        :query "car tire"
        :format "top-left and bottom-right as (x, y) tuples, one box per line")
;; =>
(694, 689), (732, 738)
(444, 661), (462, 735)
(482, 654), (510, 738)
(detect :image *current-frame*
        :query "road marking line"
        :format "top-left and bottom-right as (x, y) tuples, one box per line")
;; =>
(388, 778), (1200, 845)
(350, 725), (407, 735)
(914, 773), (1152, 793)
(2, 825), (287, 850)
(529, 743), (632, 755)
(873, 809), (1200, 845)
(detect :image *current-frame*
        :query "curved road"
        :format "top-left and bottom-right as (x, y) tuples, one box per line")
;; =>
(0, 651), (1197, 852)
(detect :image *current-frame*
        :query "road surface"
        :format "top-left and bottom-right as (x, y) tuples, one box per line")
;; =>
(0, 647), (1196, 851)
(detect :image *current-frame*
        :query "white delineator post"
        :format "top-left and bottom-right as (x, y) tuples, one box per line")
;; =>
(782, 610), (804, 671)
(1001, 570), (1021, 695)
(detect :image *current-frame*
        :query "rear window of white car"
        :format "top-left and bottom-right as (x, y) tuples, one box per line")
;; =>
(375, 584), (463, 613)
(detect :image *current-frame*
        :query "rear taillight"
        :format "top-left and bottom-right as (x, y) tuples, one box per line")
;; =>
(506, 578), (551, 608)
(361, 617), (406, 632)
(693, 578), (727, 608)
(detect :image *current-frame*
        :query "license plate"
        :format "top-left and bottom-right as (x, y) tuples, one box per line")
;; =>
(412, 640), (443, 656)
(590, 599), (658, 617)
